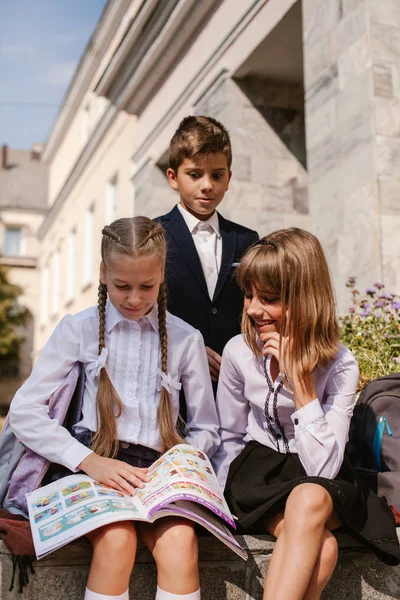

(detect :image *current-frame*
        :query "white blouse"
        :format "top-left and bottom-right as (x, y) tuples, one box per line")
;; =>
(10, 302), (219, 473)
(212, 334), (359, 487)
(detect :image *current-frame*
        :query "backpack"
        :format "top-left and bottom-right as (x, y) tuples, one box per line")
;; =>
(0, 362), (85, 517)
(346, 372), (400, 517)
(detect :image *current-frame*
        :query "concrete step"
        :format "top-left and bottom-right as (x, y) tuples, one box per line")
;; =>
(1, 533), (400, 599)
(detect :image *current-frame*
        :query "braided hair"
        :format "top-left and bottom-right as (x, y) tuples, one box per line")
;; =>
(91, 217), (184, 458)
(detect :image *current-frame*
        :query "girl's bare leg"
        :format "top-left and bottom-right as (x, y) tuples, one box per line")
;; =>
(303, 530), (338, 600)
(263, 483), (340, 600)
(138, 517), (200, 594)
(86, 521), (137, 595)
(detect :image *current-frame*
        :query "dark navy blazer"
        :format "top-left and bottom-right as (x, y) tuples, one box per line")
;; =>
(155, 205), (259, 356)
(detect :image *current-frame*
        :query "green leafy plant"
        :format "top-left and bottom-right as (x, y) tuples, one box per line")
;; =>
(340, 277), (400, 391)
(0, 265), (30, 375)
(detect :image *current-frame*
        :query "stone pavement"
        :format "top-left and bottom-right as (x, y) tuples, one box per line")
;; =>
(1, 532), (400, 599)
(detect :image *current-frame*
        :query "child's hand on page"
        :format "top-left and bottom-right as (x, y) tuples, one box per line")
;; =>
(206, 346), (222, 382)
(78, 453), (151, 496)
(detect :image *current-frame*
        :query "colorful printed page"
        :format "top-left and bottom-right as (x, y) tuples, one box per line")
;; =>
(27, 444), (241, 560)
(135, 444), (235, 527)
(27, 474), (145, 559)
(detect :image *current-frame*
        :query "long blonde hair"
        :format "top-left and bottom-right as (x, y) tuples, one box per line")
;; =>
(237, 228), (340, 382)
(91, 217), (184, 458)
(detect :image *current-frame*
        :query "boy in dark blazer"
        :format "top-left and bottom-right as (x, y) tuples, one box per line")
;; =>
(156, 116), (258, 383)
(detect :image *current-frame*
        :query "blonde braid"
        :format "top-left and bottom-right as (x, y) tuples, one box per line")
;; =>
(91, 281), (123, 458)
(102, 226), (122, 243)
(157, 281), (185, 452)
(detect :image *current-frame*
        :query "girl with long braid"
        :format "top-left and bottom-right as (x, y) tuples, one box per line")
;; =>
(10, 217), (219, 600)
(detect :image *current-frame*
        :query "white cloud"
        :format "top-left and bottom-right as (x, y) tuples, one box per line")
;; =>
(0, 43), (40, 57)
(38, 61), (77, 87)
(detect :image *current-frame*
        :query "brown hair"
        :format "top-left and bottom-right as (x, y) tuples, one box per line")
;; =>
(169, 115), (232, 171)
(91, 217), (184, 458)
(237, 228), (340, 383)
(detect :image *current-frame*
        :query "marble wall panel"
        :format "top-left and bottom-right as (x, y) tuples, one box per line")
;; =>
(305, 97), (335, 148)
(303, 33), (337, 88)
(381, 214), (400, 293)
(375, 97), (400, 137)
(302, 0), (341, 45)
(376, 135), (400, 177)
(338, 32), (372, 90)
(378, 0), (400, 28)
(370, 24), (400, 64)
(391, 65), (400, 97)
(336, 0), (369, 56)
(373, 65), (394, 98)
(305, 63), (339, 114)
(342, 0), (367, 14)
(379, 176), (400, 215)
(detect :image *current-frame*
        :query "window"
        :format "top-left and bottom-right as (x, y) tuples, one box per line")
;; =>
(51, 250), (60, 316)
(82, 102), (90, 145)
(66, 230), (76, 302)
(41, 265), (49, 325)
(106, 175), (118, 223)
(97, 96), (108, 120)
(3, 226), (23, 256)
(82, 205), (94, 287)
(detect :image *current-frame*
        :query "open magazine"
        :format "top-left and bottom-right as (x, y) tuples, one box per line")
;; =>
(27, 444), (247, 560)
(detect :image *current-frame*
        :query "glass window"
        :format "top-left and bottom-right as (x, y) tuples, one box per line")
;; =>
(3, 226), (22, 256)
(82, 205), (94, 287)
(106, 175), (118, 223)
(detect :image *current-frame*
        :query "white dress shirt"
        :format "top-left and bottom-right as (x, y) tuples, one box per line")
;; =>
(177, 204), (222, 298)
(10, 302), (219, 473)
(212, 334), (359, 487)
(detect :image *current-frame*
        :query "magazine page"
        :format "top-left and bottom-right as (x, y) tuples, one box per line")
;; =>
(163, 501), (247, 560)
(27, 474), (146, 559)
(136, 444), (236, 528)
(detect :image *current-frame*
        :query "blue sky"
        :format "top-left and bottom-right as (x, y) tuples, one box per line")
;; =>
(0, 0), (107, 149)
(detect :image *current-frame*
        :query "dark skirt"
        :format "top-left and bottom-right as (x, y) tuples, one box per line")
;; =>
(225, 441), (400, 566)
(43, 430), (160, 485)
(74, 428), (161, 468)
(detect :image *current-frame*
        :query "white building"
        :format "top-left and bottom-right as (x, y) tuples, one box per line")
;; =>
(36, 0), (400, 356)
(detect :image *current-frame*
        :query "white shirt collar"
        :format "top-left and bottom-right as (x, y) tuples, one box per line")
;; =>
(177, 203), (221, 238)
(106, 300), (159, 334)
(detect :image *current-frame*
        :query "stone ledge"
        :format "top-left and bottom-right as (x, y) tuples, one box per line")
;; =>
(1, 533), (400, 599)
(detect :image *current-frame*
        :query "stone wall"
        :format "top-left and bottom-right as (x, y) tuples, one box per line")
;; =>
(302, 0), (400, 309)
(1, 534), (399, 599)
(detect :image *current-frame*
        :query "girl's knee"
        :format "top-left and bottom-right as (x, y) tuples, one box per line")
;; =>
(153, 520), (198, 564)
(286, 483), (333, 520)
(90, 522), (137, 559)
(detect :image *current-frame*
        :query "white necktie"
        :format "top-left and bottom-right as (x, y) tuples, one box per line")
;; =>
(196, 222), (219, 299)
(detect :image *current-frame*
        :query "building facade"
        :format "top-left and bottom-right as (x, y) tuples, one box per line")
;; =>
(36, 0), (400, 357)
(0, 144), (48, 404)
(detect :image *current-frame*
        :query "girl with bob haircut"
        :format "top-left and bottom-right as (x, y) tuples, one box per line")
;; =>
(10, 217), (219, 600)
(212, 227), (400, 600)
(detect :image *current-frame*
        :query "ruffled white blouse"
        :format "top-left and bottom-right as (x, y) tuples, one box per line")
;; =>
(10, 302), (219, 472)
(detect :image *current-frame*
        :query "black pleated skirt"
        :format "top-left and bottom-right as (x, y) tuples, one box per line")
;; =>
(225, 441), (400, 566)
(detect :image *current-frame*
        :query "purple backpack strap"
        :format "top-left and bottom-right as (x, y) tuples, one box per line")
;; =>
(4, 363), (84, 515)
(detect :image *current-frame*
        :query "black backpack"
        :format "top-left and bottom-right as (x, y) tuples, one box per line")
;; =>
(346, 372), (400, 514)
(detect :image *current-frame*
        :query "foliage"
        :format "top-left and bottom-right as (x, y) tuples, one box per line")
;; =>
(0, 265), (30, 376)
(340, 277), (400, 391)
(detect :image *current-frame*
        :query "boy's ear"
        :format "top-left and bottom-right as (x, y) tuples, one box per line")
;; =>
(227, 170), (232, 189)
(166, 168), (179, 191)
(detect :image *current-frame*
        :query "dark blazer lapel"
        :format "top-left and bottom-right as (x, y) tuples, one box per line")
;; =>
(213, 214), (237, 301)
(165, 206), (209, 298)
